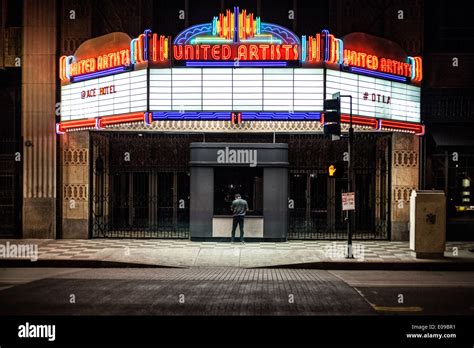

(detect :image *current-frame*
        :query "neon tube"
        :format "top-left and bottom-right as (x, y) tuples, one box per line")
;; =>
(143, 29), (152, 61)
(191, 37), (233, 44)
(58, 113), (147, 132)
(59, 56), (67, 81)
(99, 112), (145, 126)
(71, 66), (129, 82)
(234, 6), (239, 43)
(301, 35), (307, 62)
(185, 61), (287, 67)
(322, 29), (329, 62)
(58, 118), (97, 132)
(341, 114), (378, 128)
(349, 67), (407, 82)
(240, 38), (282, 43)
(414, 57), (423, 82)
(65, 55), (75, 79)
(95, 118), (103, 129)
(130, 38), (137, 64)
(380, 119), (424, 134)
(337, 38), (344, 64)
(137, 34), (145, 62)
(56, 123), (65, 135)
(144, 112), (152, 125)
(407, 56), (416, 79)
(152, 111), (320, 121)
(153, 112), (230, 120)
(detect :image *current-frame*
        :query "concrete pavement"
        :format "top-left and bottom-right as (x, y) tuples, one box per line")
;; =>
(0, 267), (374, 315)
(1, 239), (474, 269)
(0, 268), (473, 315)
(332, 270), (474, 315)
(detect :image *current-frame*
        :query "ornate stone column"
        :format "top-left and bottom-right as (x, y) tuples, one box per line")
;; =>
(61, 132), (90, 238)
(22, 0), (57, 238)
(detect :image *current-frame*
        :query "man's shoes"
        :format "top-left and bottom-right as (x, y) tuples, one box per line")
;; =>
(240, 239), (245, 244)
(231, 239), (235, 243)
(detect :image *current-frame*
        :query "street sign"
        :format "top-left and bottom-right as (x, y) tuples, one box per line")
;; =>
(342, 192), (355, 211)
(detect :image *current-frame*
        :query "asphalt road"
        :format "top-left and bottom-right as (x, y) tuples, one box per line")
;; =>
(0, 268), (473, 315)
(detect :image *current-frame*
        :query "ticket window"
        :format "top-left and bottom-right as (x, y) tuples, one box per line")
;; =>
(213, 167), (263, 216)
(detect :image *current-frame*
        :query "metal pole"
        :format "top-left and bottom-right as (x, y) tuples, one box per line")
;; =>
(347, 95), (354, 258)
(328, 93), (355, 258)
(339, 95), (354, 258)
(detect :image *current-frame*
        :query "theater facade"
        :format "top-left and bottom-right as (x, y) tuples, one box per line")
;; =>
(57, 8), (423, 241)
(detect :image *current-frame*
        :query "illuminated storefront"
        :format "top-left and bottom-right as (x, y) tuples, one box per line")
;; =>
(58, 8), (423, 241)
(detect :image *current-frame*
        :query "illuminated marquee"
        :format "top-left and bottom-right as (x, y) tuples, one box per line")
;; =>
(59, 7), (422, 82)
(173, 44), (298, 61)
(57, 7), (424, 135)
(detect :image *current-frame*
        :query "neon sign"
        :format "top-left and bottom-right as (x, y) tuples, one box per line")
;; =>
(173, 44), (298, 61)
(172, 6), (300, 64)
(57, 8), (424, 136)
(59, 30), (170, 82)
(60, 49), (131, 81)
(343, 49), (412, 78)
(59, 7), (422, 84)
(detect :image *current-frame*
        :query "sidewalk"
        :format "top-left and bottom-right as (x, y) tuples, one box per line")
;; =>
(1, 239), (474, 269)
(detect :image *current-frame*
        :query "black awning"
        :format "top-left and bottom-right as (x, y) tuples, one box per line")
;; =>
(429, 125), (474, 147)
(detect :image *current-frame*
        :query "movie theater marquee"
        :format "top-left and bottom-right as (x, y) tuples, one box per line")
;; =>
(58, 7), (423, 133)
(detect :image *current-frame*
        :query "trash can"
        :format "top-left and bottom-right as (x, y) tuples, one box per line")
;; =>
(409, 190), (446, 258)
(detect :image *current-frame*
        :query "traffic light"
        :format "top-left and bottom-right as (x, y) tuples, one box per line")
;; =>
(323, 94), (341, 137)
(328, 161), (345, 178)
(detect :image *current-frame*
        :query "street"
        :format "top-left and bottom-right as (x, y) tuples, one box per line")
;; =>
(0, 268), (473, 316)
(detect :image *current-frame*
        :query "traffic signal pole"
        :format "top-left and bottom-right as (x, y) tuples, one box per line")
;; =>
(324, 93), (355, 258)
(340, 95), (354, 259)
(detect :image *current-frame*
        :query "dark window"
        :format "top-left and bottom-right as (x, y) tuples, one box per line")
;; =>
(111, 172), (130, 228)
(5, 0), (22, 27)
(214, 167), (263, 216)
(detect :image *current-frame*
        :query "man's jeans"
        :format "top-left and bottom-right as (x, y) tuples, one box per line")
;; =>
(231, 215), (245, 241)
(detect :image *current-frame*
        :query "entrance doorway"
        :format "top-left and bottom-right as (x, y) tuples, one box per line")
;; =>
(105, 171), (189, 237)
(90, 132), (194, 238)
(286, 133), (390, 240)
(289, 171), (328, 238)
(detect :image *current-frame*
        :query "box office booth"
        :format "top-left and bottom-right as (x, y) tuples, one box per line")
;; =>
(189, 143), (288, 241)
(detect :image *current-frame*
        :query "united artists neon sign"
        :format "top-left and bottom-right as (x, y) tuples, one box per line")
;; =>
(343, 49), (422, 81)
(173, 44), (298, 61)
(60, 50), (130, 79)
(59, 6), (422, 83)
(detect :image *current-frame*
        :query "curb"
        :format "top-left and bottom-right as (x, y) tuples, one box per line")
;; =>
(262, 261), (474, 271)
(1, 258), (474, 270)
(0, 259), (180, 268)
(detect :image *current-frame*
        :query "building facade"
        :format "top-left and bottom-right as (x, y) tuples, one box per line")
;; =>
(55, 6), (422, 241)
(2, 0), (440, 241)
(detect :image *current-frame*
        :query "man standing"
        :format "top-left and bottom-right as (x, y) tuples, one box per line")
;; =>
(230, 193), (248, 243)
